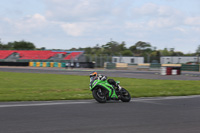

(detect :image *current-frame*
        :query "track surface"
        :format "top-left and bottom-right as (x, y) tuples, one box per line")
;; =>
(0, 66), (199, 80)
(0, 96), (200, 133)
(0, 67), (200, 133)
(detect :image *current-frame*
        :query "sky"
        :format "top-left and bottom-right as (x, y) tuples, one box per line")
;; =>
(0, 0), (200, 53)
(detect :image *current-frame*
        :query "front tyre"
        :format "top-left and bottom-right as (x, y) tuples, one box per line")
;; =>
(120, 88), (131, 102)
(92, 88), (107, 103)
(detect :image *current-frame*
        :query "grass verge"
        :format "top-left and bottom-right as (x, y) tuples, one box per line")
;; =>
(0, 71), (200, 101)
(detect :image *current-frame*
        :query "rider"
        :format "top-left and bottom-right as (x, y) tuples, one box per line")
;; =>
(89, 71), (122, 90)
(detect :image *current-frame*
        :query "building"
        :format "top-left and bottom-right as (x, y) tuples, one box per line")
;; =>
(0, 50), (84, 62)
(112, 56), (144, 64)
(160, 56), (199, 64)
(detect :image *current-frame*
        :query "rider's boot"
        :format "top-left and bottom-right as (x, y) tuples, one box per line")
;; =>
(118, 85), (122, 90)
(115, 83), (122, 91)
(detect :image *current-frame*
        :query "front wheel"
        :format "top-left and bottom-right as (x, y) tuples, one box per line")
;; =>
(92, 88), (107, 103)
(120, 88), (131, 102)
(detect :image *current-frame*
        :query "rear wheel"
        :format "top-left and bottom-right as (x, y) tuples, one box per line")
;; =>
(120, 88), (131, 102)
(92, 88), (107, 103)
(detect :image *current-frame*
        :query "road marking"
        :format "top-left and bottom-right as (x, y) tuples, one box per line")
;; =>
(0, 95), (199, 108)
(131, 95), (200, 102)
(0, 101), (92, 108)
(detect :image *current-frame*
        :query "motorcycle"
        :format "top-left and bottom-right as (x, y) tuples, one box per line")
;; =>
(90, 77), (131, 103)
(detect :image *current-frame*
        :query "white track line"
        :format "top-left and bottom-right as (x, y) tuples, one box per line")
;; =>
(131, 95), (200, 102)
(0, 95), (199, 108)
(0, 101), (91, 108)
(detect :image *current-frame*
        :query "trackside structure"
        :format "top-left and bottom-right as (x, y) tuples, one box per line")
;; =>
(0, 50), (199, 71)
(160, 56), (199, 64)
(0, 50), (95, 68)
(112, 56), (144, 64)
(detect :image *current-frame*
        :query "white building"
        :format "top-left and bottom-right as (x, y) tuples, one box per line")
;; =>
(160, 56), (199, 64)
(112, 56), (144, 64)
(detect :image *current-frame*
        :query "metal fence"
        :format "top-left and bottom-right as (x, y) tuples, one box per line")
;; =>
(84, 54), (112, 68)
(181, 64), (199, 71)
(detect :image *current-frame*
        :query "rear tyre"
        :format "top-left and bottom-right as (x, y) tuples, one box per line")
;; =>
(92, 88), (107, 103)
(120, 88), (131, 102)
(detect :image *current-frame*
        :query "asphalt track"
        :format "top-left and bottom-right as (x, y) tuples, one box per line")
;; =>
(0, 67), (200, 133)
(0, 96), (200, 133)
(0, 66), (199, 80)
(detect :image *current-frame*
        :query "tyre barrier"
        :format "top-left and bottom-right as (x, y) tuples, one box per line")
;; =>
(29, 62), (95, 68)
(160, 65), (181, 75)
(29, 62), (66, 68)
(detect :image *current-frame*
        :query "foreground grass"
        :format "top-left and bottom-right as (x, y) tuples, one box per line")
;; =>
(0, 71), (200, 101)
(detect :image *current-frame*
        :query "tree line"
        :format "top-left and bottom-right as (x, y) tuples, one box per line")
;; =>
(69, 41), (200, 56)
(1, 39), (200, 59)
(69, 41), (200, 63)
(0, 40), (36, 50)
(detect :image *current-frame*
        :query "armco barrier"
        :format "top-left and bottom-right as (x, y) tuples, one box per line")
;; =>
(104, 63), (116, 69)
(0, 62), (29, 66)
(137, 63), (150, 70)
(116, 63), (128, 69)
(162, 64), (182, 67)
(150, 63), (161, 68)
(181, 64), (199, 71)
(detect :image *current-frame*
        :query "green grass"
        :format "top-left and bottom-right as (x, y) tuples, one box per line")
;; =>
(0, 71), (200, 101)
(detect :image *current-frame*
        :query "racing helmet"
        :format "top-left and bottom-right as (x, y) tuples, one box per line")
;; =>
(89, 71), (97, 78)
(89, 71), (97, 82)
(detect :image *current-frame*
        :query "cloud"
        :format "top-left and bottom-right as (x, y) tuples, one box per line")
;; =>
(126, 2), (188, 34)
(42, 0), (120, 37)
(61, 22), (91, 36)
(132, 2), (183, 18)
(147, 17), (178, 28)
(185, 16), (200, 26)
(3, 13), (47, 34)
(60, 19), (119, 37)
(0, 0), (200, 53)
(44, 0), (113, 22)
(132, 3), (158, 16)
(173, 27), (187, 33)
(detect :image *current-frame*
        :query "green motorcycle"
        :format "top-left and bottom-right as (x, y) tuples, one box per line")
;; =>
(90, 78), (131, 103)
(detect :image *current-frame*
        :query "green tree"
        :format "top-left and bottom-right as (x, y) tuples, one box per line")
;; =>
(173, 51), (184, 56)
(196, 45), (200, 54)
(118, 41), (127, 51)
(121, 49), (133, 56)
(102, 41), (121, 55)
(129, 41), (152, 56)
(14, 41), (35, 50)
(135, 41), (151, 50)
(5, 40), (36, 50)
(160, 48), (170, 56)
(129, 45), (137, 55)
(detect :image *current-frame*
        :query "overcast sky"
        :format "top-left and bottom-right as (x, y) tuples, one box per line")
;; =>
(0, 0), (200, 53)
